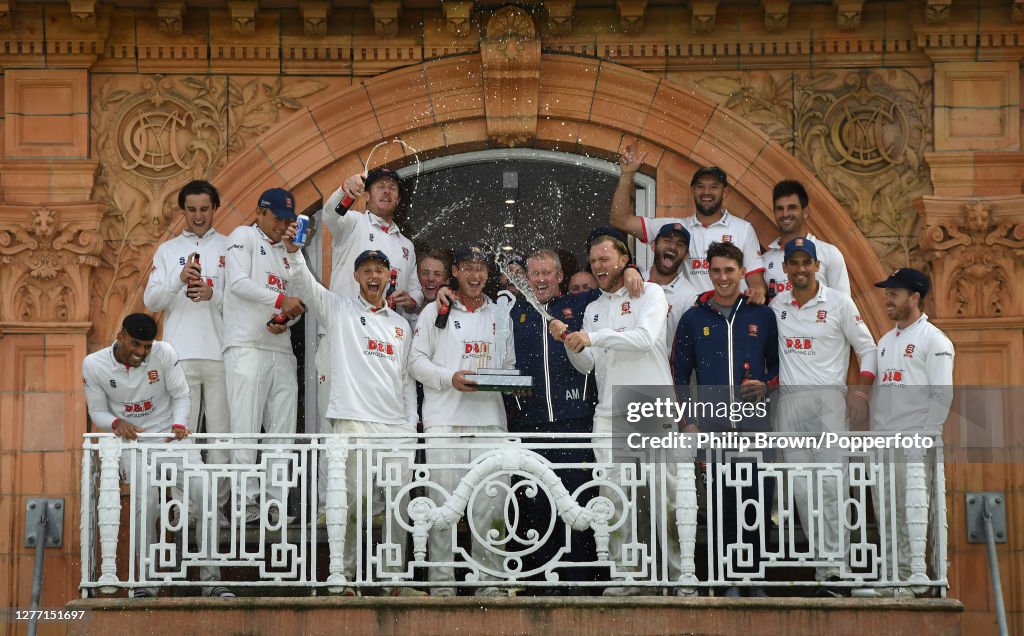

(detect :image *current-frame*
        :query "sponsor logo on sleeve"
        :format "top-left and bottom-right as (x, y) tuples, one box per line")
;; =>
(935, 350), (953, 357)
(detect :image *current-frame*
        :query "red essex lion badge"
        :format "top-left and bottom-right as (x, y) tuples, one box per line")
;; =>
(620, 302), (631, 315)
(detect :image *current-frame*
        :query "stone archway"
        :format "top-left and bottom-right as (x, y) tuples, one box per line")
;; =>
(166, 53), (889, 331)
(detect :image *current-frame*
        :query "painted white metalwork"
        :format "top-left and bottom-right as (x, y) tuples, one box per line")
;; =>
(78, 431), (947, 596)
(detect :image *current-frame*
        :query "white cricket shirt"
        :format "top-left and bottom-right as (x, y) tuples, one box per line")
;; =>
(762, 233), (851, 297)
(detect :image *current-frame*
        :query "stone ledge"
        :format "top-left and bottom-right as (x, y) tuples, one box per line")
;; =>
(67, 596), (964, 636)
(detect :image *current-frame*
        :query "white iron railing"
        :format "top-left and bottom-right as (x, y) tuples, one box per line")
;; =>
(79, 432), (947, 596)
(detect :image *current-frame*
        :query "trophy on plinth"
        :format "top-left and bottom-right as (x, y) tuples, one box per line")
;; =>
(466, 291), (533, 393)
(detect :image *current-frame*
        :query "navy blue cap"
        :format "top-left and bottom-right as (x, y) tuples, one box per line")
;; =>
(690, 166), (728, 188)
(453, 244), (490, 266)
(354, 249), (390, 270)
(258, 188), (296, 221)
(364, 167), (401, 189)
(875, 268), (930, 298)
(784, 236), (817, 261)
(655, 221), (691, 244)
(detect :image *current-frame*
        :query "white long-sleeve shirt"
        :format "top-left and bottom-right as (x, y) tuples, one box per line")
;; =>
(322, 187), (422, 305)
(642, 212), (765, 294)
(82, 341), (190, 434)
(641, 269), (700, 352)
(762, 233), (851, 297)
(566, 283), (672, 418)
(410, 298), (515, 430)
(289, 251), (417, 429)
(771, 284), (877, 387)
(222, 224), (297, 354)
(871, 313), (955, 433)
(143, 230), (229, 361)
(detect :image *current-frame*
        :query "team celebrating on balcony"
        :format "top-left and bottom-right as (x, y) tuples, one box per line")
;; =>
(81, 141), (954, 599)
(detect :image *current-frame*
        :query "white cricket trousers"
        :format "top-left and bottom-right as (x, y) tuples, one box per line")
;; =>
(327, 419), (417, 581)
(180, 359), (231, 468)
(593, 415), (681, 582)
(424, 425), (508, 586)
(224, 346), (297, 508)
(777, 388), (849, 581)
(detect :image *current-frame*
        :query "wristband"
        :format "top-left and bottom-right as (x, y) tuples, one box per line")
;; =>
(275, 293), (284, 309)
(852, 390), (869, 401)
(111, 419), (122, 431)
(172, 424), (187, 431)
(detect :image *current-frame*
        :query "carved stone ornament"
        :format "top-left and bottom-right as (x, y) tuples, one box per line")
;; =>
(545, 0), (575, 36)
(920, 199), (1024, 319)
(834, 0), (863, 31)
(228, 0), (257, 35)
(371, 0), (401, 38)
(0, 205), (103, 323)
(481, 6), (540, 147)
(299, 0), (330, 37)
(154, 0), (185, 35)
(924, 0), (951, 24)
(763, 0), (790, 32)
(443, 1), (474, 38)
(691, 0), (718, 35)
(616, 0), (647, 33)
(68, 0), (96, 30)
(0, 0), (12, 31)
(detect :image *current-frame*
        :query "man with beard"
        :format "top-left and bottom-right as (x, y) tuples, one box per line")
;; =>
(410, 244), (516, 597)
(771, 237), (877, 595)
(82, 314), (234, 598)
(762, 180), (850, 298)
(642, 222), (700, 352)
(549, 232), (682, 596)
(507, 249), (643, 593)
(283, 225), (424, 597)
(609, 143), (768, 303)
(223, 188), (305, 524)
(869, 268), (953, 597)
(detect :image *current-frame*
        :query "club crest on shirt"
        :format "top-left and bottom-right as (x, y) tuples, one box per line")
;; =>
(703, 326), (710, 336)
(283, 257), (290, 269)
(519, 313), (526, 323)
(562, 308), (573, 319)
(816, 310), (828, 323)
(722, 234), (733, 243)
(620, 302), (631, 315)
(147, 370), (159, 384)
(219, 256), (226, 268)
(748, 324), (759, 337)
(904, 344), (916, 358)
(394, 326), (404, 340)
(402, 247), (410, 260)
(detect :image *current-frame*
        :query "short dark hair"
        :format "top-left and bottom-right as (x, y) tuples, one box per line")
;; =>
(418, 248), (452, 272)
(772, 180), (808, 208)
(121, 313), (158, 341)
(178, 180), (221, 210)
(706, 241), (744, 268)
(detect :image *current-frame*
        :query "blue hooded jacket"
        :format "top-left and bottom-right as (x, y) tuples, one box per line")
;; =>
(672, 291), (779, 432)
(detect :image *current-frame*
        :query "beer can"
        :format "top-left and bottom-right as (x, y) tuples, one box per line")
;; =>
(294, 214), (310, 246)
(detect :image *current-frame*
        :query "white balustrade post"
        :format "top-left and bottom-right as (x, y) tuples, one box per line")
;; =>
(324, 436), (350, 592)
(80, 441), (94, 596)
(675, 444), (700, 593)
(904, 445), (930, 587)
(96, 436), (123, 593)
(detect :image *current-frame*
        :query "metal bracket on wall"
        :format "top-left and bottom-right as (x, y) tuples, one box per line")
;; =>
(24, 499), (65, 549)
(966, 492), (1006, 544)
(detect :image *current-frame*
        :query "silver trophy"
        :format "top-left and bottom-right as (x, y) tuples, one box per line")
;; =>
(467, 291), (533, 393)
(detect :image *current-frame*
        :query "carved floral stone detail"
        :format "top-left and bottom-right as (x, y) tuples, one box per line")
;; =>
(924, 0), (951, 24)
(299, 1), (329, 37)
(443, 1), (474, 38)
(481, 6), (540, 147)
(694, 69), (932, 272)
(88, 75), (326, 342)
(545, 0), (575, 35)
(616, 0), (647, 33)
(920, 201), (1024, 318)
(0, 206), (102, 322)
(155, 0), (185, 35)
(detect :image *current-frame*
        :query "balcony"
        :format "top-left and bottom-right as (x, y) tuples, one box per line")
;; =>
(69, 431), (964, 635)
